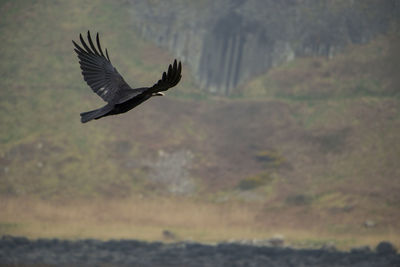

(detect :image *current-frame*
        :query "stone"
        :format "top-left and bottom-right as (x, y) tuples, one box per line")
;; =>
(376, 241), (397, 255)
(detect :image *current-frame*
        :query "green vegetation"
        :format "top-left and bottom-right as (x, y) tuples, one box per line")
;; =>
(254, 150), (286, 168)
(285, 194), (314, 206)
(237, 172), (273, 191)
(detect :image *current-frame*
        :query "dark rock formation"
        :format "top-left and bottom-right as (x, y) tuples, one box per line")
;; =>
(130, 0), (399, 95)
(1, 236), (399, 266)
(376, 241), (398, 256)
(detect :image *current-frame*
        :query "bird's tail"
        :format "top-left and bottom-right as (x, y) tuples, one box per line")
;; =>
(80, 105), (113, 123)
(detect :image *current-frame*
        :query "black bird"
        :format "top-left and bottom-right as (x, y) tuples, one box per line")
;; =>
(73, 31), (182, 123)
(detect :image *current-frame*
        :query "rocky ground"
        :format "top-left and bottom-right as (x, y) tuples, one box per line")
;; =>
(0, 236), (398, 266)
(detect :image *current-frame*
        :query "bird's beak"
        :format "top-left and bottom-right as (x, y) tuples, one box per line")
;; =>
(153, 92), (165, 96)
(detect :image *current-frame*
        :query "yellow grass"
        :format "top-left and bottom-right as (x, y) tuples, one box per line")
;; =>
(0, 196), (399, 251)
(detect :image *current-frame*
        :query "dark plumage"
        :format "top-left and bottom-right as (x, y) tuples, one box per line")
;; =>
(73, 31), (182, 123)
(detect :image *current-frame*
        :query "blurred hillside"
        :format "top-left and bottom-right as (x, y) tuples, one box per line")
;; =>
(131, 0), (400, 95)
(0, 0), (400, 248)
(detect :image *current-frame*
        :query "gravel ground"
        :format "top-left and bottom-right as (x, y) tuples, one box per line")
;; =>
(0, 236), (398, 266)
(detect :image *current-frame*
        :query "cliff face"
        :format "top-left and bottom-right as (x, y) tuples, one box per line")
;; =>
(130, 0), (399, 95)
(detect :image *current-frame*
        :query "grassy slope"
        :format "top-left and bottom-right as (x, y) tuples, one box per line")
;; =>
(3, 196), (398, 250)
(0, 0), (399, 249)
(0, 0), (198, 197)
(237, 36), (400, 248)
(242, 36), (400, 205)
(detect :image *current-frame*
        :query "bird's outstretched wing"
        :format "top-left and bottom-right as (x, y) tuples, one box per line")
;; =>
(111, 59), (183, 104)
(73, 31), (133, 103)
(149, 59), (182, 94)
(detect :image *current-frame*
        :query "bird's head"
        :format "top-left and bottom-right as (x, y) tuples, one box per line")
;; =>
(152, 92), (165, 97)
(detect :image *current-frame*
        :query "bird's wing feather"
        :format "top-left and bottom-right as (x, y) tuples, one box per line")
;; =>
(73, 31), (135, 103)
(148, 59), (182, 94)
(114, 60), (182, 104)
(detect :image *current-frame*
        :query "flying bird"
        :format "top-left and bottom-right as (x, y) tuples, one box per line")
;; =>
(73, 31), (182, 123)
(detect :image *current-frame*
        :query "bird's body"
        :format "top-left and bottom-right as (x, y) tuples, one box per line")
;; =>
(79, 87), (151, 123)
(73, 31), (182, 123)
